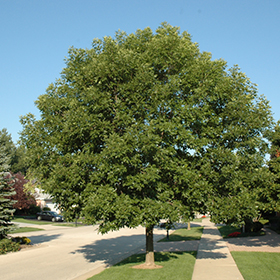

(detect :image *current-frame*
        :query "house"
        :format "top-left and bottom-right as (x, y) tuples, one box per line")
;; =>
(35, 188), (60, 213)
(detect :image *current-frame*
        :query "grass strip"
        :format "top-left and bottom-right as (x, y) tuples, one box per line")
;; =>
(231, 251), (280, 280)
(191, 218), (203, 223)
(218, 225), (265, 239)
(10, 227), (44, 233)
(88, 251), (196, 280)
(13, 217), (54, 225)
(158, 226), (203, 242)
(52, 223), (85, 227)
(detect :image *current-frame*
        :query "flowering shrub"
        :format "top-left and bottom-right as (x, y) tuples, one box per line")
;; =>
(228, 232), (241, 237)
(22, 237), (31, 245)
(201, 215), (206, 218)
(12, 236), (31, 245)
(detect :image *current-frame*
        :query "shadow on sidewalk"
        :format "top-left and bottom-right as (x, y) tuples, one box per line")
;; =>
(28, 234), (62, 245)
(196, 239), (229, 260)
(71, 234), (145, 266)
(196, 226), (230, 260)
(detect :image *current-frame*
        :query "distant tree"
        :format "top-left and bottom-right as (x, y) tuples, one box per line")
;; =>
(0, 146), (16, 239)
(265, 122), (280, 214)
(9, 172), (36, 213)
(10, 146), (29, 175)
(0, 129), (16, 168)
(20, 23), (273, 267)
(0, 128), (29, 175)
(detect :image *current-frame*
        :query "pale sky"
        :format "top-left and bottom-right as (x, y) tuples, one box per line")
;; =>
(1, 0), (279, 142)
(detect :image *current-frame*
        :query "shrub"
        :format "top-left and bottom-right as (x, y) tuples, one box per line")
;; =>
(252, 221), (264, 232)
(244, 220), (264, 232)
(12, 236), (31, 245)
(269, 217), (280, 230)
(0, 238), (20, 254)
(28, 204), (41, 215)
(42, 206), (51, 211)
(228, 232), (241, 237)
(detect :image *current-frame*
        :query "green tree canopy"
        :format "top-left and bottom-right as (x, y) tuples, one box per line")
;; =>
(20, 23), (273, 266)
(265, 121), (280, 214)
(0, 128), (29, 175)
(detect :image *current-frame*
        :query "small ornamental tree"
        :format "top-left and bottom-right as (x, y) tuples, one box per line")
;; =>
(10, 172), (36, 213)
(20, 23), (273, 267)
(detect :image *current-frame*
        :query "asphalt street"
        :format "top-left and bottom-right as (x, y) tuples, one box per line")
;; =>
(0, 222), (167, 280)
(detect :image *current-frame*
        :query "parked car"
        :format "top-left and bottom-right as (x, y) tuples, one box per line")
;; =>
(36, 211), (64, 222)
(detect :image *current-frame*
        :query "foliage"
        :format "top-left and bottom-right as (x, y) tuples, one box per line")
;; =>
(26, 204), (41, 215)
(244, 220), (263, 233)
(232, 252), (280, 280)
(12, 236), (31, 244)
(0, 238), (20, 254)
(268, 216), (280, 232)
(20, 23), (273, 265)
(228, 232), (241, 237)
(0, 146), (16, 239)
(0, 128), (29, 175)
(217, 225), (265, 238)
(266, 122), (280, 213)
(0, 129), (16, 169)
(89, 251), (196, 280)
(9, 172), (36, 212)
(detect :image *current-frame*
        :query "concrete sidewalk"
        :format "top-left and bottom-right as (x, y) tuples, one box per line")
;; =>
(192, 218), (244, 280)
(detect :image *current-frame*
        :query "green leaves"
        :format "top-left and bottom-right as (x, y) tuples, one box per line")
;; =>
(20, 23), (274, 232)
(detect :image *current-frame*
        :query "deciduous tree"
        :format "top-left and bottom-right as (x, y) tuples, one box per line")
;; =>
(20, 23), (273, 266)
(0, 128), (29, 175)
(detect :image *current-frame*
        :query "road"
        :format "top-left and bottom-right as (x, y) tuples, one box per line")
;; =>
(0, 222), (166, 280)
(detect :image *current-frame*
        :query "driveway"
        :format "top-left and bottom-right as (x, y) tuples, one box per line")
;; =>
(0, 222), (167, 280)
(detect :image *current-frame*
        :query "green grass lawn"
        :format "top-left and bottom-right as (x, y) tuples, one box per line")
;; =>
(191, 218), (203, 223)
(13, 217), (55, 225)
(14, 217), (90, 227)
(52, 222), (86, 227)
(88, 251), (196, 280)
(158, 226), (204, 242)
(231, 251), (280, 280)
(10, 227), (44, 233)
(217, 225), (266, 238)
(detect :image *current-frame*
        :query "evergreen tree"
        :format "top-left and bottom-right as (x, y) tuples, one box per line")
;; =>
(0, 146), (16, 239)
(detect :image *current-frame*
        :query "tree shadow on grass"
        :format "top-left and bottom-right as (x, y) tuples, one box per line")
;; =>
(70, 232), (195, 267)
(115, 251), (197, 267)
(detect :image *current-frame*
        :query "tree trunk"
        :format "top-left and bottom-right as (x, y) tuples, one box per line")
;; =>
(132, 225), (162, 269)
(188, 221), (191, 230)
(145, 226), (155, 266)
